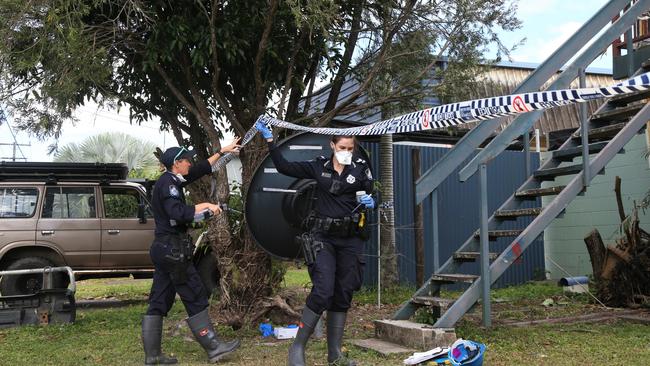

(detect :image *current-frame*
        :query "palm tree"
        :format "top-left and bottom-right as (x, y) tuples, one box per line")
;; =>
(54, 132), (160, 177)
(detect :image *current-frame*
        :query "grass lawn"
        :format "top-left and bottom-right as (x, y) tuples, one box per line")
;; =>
(0, 268), (648, 365)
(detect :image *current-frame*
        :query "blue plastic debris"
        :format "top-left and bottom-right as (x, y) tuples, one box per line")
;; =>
(558, 276), (589, 286)
(259, 322), (274, 337)
(429, 339), (486, 366)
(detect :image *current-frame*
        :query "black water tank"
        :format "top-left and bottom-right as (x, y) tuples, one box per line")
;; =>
(245, 133), (372, 260)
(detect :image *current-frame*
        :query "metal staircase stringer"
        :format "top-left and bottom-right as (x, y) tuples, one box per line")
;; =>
(392, 236), (478, 320)
(433, 104), (650, 328)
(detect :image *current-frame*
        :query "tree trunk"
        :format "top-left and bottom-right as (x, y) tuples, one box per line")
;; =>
(182, 134), (283, 328)
(379, 134), (398, 287)
(211, 137), (284, 328)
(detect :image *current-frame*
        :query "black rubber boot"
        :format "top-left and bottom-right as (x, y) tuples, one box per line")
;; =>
(142, 315), (178, 365)
(326, 312), (357, 366)
(288, 307), (321, 366)
(186, 308), (240, 363)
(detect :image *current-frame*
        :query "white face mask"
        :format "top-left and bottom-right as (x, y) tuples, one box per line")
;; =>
(334, 150), (352, 165)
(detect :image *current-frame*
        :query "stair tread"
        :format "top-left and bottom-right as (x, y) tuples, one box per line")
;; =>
(590, 103), (643, 122)
(453, 251), (499, 260)
(411, 296), (455, 306)
(572, 122), (628, 140)
(474, 229), (523, 239)
(494, 207), (542, 217)
(516, 185), (565, 198)
(552, 142), (609, 161)
(430, 274), (479, 283)
(608, 89), (650, 106)
(534, 164), (582, 179)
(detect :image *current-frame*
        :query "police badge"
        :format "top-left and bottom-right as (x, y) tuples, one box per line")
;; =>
(346, 174), (356, 184)
(169, 185), (179, 197)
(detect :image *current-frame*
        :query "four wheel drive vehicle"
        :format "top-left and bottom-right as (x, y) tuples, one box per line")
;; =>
(0, 162), (219, 296)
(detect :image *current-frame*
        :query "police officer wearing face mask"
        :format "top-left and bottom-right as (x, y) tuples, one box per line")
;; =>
(255, 121), (375, 366)
(142, 139), (241, 365)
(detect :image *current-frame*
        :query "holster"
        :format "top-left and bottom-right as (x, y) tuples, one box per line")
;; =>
(163, 234), (194, 284)
(295, 233), (324, 266)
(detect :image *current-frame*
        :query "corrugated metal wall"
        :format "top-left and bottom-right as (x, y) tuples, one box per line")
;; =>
(360, 142), (545, 289)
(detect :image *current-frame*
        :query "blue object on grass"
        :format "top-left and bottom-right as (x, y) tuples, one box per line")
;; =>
(558, 276), (589, 286)
(259, 323), (274, 337)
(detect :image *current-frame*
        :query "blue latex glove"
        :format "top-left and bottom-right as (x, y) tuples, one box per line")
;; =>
(258, 323), (274, 337)
(255, 120), (273, 139)
(360, 194), (375, 209)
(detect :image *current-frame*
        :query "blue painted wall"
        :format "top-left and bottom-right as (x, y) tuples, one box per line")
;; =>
(360, 142), (545, 289)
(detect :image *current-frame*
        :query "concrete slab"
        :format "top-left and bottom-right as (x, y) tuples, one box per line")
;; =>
(351, 338), (415, 356)
(374, 319), (456, 349)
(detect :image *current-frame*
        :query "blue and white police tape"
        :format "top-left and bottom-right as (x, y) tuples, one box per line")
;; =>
(211, 72), (650, 171)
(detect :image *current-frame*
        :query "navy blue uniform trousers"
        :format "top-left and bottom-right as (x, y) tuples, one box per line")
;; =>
(145, 239), (208, 317)
(305, 232), (366, 314)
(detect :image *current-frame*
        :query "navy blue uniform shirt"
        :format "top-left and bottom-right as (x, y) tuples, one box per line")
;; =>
(151, 159), (211, 237)
(268, 142), (374, 219)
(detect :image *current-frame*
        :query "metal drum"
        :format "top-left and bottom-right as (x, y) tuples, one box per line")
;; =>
(245, 133), (372, 260)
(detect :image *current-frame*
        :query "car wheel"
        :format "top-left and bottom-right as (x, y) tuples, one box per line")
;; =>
(0, 257), (69, 296)
(195, 251), (220, 297)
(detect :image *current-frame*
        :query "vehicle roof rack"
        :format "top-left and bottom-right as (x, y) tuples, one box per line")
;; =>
(0, 162), (129, 183)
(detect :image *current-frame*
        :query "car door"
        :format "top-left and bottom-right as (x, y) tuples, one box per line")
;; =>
(37, 186), (101, 268)
(0, 186), (39, 252)
(99, 185), (154, 268)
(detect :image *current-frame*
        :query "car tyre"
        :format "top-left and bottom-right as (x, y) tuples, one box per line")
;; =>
(0, 257), (69, 296)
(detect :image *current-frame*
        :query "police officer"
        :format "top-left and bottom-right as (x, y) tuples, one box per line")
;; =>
(142, 139), (241, 365)
(256, 121), (375, 366)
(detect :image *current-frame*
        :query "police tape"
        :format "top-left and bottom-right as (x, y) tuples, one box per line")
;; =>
(212, 71), (650, 171)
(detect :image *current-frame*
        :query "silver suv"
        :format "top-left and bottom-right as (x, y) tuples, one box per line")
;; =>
(0, 162), (218, 295)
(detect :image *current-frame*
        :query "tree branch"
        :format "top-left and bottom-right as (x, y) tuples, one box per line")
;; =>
(200, 0), (246, 135)
(277, 26), (308, 120)
(323, 0), (363, 113)
(179, 51), (222, 146)
(315, 1), (417, 126)
(254, 0), (279, 114)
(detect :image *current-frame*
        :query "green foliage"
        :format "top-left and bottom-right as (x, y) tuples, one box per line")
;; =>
(53, 131), (160, 176)
(103, 192), (139, 219)
(282, 266), (311, 288)
(354, 285), (417, 305)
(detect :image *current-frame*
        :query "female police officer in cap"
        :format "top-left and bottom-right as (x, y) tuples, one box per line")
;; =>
(142, 139), (241, 365)
(256, 121), (375, 366)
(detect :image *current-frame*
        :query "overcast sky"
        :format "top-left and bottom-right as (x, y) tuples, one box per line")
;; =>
(1, 0), (614, 162)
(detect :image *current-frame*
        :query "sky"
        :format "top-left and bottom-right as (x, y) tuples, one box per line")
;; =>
(0, 0), (615, 162)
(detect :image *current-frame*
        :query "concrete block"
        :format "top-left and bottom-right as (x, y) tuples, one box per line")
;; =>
(351, 338), (414, 356)
(374, 319), (456, 350)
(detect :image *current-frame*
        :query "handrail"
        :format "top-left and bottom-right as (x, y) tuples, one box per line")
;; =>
(458, 0), (650, 182)
(414, 0), (634, 203)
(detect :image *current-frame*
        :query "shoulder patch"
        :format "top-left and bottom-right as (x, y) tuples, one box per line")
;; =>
(365, 168), (373, 180)
(168, 185), (179, 197)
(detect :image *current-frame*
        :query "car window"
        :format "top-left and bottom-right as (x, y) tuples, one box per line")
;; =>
(0, 188), (38, 218)
(42, 187), (96, 219)
(102, 187), (151, 219)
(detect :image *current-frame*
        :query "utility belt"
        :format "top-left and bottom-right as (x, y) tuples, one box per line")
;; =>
(304, 214), (362, 238)
(156, 233), (194, 284)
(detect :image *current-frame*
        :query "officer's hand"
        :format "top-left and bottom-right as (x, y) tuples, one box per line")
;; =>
(221, 137), (241, 154)
(360, 194), (375, 209)
(208, 203), (222, 215)
(255, 120), (273, 140)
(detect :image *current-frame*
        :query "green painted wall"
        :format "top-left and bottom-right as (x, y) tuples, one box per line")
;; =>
(542, 130), (650, 279)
